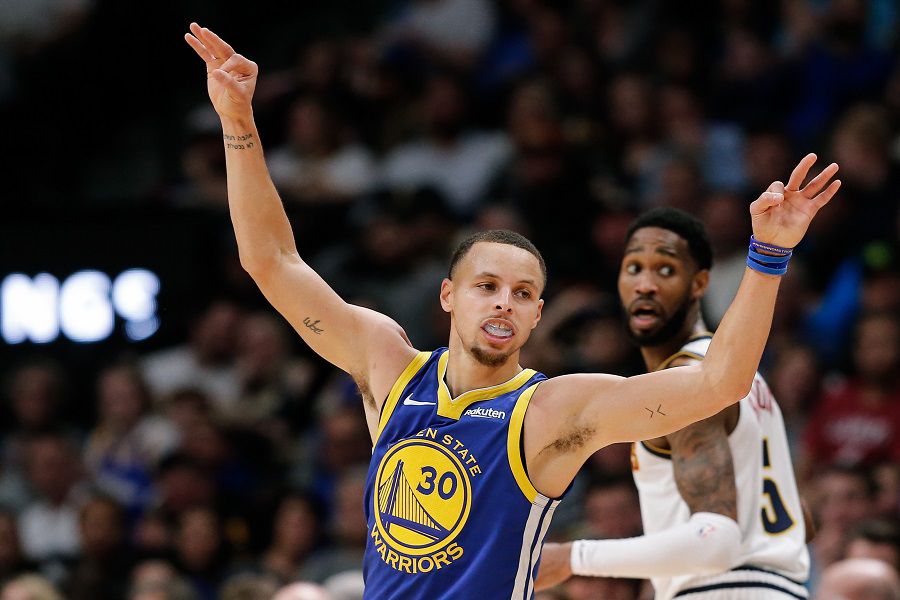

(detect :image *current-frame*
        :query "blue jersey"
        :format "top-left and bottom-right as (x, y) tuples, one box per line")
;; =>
(363, 348), (560, 599)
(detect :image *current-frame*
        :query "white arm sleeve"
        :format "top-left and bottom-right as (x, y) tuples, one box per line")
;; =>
(570, 512), (742, 579)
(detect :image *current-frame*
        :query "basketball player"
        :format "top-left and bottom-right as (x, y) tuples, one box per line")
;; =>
(537, 208), (812, 599)
(184, 23), (840, 599)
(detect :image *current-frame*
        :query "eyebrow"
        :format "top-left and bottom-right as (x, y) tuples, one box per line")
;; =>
(624, 245), (680, 258)
(475, 271), (538, 286)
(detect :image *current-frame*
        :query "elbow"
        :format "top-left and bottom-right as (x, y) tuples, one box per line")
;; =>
(703, 367), (752, 411)
(694, 514), (743, 575)
(703, 541), (741, 574)
(239, 251), (280, 281)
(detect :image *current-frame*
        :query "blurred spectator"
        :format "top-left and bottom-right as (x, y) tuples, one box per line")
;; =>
(767, 344), (823, 452)
(814, 557), (900, 600)
(0, 574), (62, 600)
(273, 581), (333, 600)
(657, 84), (747, 194)
(301, 468), (368, 583)
(18, 433), (87, 566)
(873, 463), (900, 518)
(152, 455), (216, 519)
(0, 513), (34, 583)
(802, 312), (900, 473)
(129, 577), (197, 600)
(575, 475), (642, 540)
(381, 73), (511, 217)
(65, 495), (132, 600)
(2, 362), (71, 505)
(173, 507), (227, 600)
(267, 97), (376, 204)
(231, 312), (316, 431)
(83, 364), (177, 515)
(260, 493), (322, 584)
(322, 570), (364, 600)
(489, 79), (592, 277)
(130, 559), (179, 590)
(845, 519), (900, 572)
(219, 573), (279, 600)
(173, 132), (228, 209)
(809, 465), (876, 573)
(829, 104), (900, 245)
(141, 300), (242, 418)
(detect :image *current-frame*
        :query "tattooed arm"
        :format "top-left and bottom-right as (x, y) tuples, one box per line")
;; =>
(184, 24), (417, 422)
(669, 410), (739, 521)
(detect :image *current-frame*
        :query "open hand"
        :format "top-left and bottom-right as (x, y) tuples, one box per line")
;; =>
(185, 23), (257, 121)
(749, 153), (841, 249)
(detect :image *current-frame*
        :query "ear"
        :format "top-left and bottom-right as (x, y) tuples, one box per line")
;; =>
(440, 278), (453, 313)
(531, 298), (544, 330)
(692, 269), (710, 300)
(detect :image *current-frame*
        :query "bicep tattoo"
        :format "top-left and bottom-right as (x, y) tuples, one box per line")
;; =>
(669, 420), (738, 521)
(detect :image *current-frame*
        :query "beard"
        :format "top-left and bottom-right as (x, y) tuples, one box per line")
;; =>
(469, 345), (514, 367)
(623, 293), (692, 348)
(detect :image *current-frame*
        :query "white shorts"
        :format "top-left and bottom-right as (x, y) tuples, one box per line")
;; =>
(670, 567), (808, 600)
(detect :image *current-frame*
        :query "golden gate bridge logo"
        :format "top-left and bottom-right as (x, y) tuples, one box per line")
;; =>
(373, 438), (471, 557)
(378, 459), (450, 541)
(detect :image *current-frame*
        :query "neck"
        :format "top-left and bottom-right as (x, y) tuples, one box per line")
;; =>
(640, 318), (708, 371)
(445, 337), (523, 397)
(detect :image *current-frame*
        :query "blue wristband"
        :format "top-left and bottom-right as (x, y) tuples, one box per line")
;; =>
(748, 247), (790, 267)
(746, 255), (788, 276)
(749, 235), (792, 257)
(746, 256), (788, 275)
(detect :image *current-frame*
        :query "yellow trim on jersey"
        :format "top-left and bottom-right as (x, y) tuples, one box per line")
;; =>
(642, 440), (672, 456)
(374, 351), (432, 445)
(434, 350), (537, 420)
(507, 382), (542, 503)
(655, 350), (705, 371)
(654, 332), (714, 370)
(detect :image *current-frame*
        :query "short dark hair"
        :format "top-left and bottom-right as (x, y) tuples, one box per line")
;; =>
(851, 519), (900, 551)
(625, 207), (713, 271)
(448, 230), (547, 290)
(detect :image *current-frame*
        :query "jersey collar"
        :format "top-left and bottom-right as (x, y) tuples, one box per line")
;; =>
(435, 350), (536, 420)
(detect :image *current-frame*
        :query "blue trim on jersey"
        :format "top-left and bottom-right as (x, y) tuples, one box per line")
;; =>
(674, 581), (807, 598)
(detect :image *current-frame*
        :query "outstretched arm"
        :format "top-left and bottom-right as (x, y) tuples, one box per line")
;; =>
(184, 24), (417, 412)
(527, 155), (839, 496)
(536, 394), (742, 587)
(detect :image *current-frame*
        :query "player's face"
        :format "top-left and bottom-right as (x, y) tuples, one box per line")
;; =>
(441, 242), (544, 367)
(617, 227), (707, 346)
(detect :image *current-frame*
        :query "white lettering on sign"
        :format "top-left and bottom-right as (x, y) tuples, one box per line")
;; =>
(1, 269), (160, 344)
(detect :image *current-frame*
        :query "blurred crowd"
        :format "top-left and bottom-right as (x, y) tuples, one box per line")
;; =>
(4, 0), (900, 598)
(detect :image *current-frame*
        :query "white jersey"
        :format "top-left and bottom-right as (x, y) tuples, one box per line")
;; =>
(632, 336), (809, 600)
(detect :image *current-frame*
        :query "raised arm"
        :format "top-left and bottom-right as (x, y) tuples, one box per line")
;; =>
(527, 155), (839, 495)
(184, 24), (417, 412)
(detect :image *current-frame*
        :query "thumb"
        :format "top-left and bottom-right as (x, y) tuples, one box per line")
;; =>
(209, 68), (235, 86)
(749, 181), (785, 216)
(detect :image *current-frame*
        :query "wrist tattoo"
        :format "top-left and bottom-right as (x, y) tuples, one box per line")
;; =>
(303, 317), (324, 334)
(223, 133), (255, 150)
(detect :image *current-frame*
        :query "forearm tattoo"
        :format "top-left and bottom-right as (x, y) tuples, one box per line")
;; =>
(223, 133), (255, 150)
(303, 317), (324, 334)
